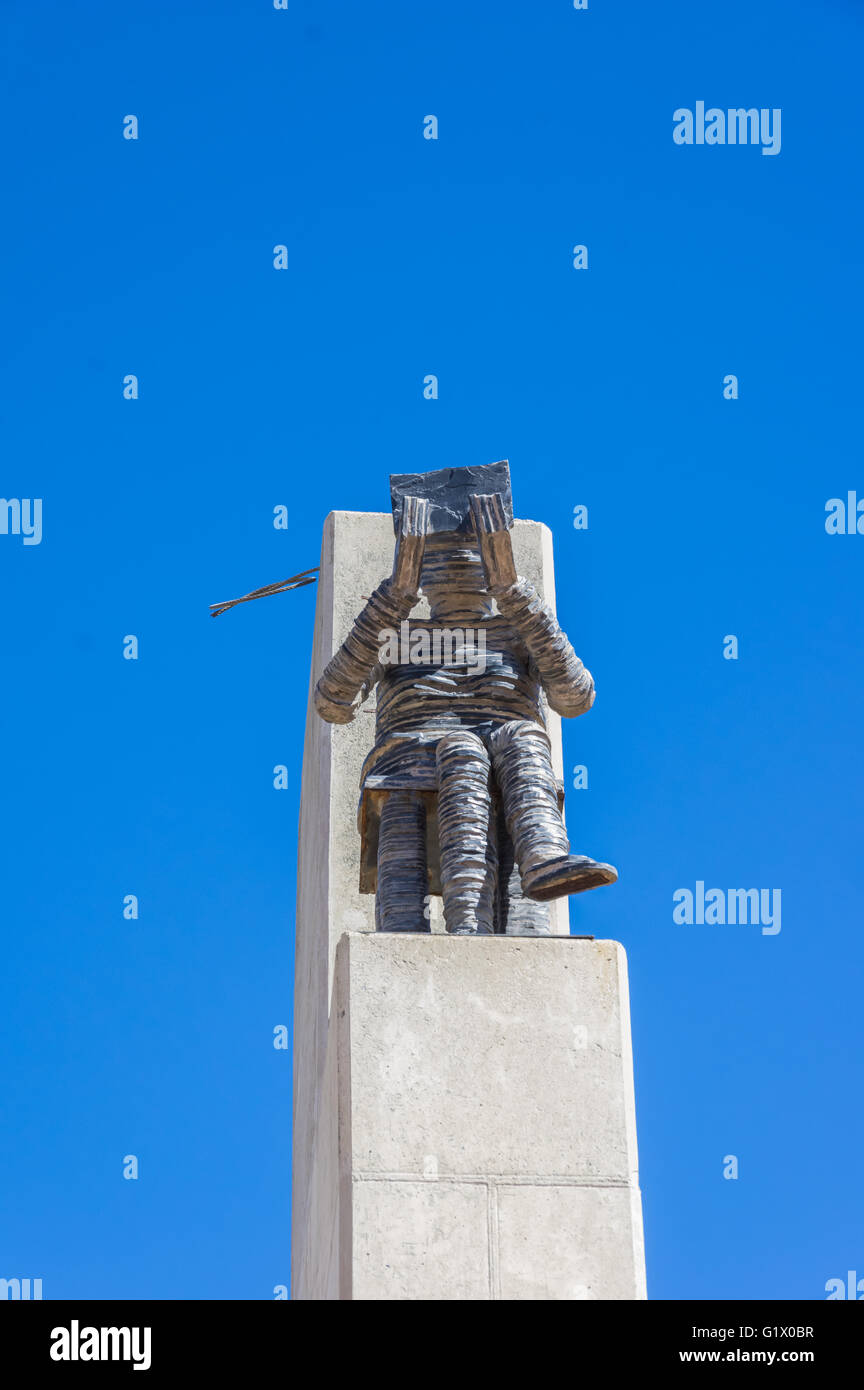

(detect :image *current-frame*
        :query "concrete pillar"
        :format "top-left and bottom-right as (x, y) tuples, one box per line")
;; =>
(292, 511), (645, 1300)
(337, 932), (646, 1300)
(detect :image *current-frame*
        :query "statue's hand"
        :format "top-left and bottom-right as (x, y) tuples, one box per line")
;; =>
(390, 494), (429, 600)
(470, 492), (518, 593)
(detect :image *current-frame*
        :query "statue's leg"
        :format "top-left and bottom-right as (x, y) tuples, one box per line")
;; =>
(487, 719), (617, 901)
(376, 790), (429, 933)
(436, 729), (497, 935)
(494, 803), (552, 935)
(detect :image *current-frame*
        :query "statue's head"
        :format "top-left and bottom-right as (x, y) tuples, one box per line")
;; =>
(389, 462), (513, 621)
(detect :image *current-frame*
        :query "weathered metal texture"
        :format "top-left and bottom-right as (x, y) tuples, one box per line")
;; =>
(494, 804), (553, 936)
(495, 579), (596, 719)
(435, 729), (497, 935)
(312, 462), (616, 935)
(357, 775), (564, 895)
(390, 461), (513, 537)
(313, 578), (411, 726)
(488, 719), (571, 877)
(374, 790), (429, 934)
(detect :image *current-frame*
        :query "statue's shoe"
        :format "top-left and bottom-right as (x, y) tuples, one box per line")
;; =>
(521, 855), (618, 901)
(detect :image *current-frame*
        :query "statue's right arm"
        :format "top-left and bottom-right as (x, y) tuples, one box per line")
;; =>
(313, 579), (416, 724)
(314, 496), (428, 725)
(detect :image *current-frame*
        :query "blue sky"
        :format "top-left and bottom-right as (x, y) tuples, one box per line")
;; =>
(1, 0), (861, 1300)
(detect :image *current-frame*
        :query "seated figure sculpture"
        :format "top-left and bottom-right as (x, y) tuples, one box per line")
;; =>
(313, 461), (617, 935)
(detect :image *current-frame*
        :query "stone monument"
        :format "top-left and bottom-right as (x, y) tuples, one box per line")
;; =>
(292, 462), (646, 1300)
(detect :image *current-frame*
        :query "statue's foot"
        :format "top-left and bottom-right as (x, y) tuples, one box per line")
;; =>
(521, 854), (618, 901)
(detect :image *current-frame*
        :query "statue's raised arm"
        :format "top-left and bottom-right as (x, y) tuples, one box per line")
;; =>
(314, 496), (429, 724)
(470, 491), (595, 718)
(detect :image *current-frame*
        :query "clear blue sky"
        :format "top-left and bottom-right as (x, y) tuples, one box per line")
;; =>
(1, 0), (861, 1300)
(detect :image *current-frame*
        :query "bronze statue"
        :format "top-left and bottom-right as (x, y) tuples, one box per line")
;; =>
(313, 461), (617, 935)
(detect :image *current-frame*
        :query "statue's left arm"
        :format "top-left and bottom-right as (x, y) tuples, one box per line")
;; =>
(470, 493), (595, 719)
(496, 579), (595, 717)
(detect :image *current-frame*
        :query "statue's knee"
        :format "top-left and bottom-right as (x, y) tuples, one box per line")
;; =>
(436, 728), (489, 771)
(488, 719), (550, 759)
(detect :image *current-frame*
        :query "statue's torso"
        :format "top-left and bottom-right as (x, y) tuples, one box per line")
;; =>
(361, 616), (544, 789)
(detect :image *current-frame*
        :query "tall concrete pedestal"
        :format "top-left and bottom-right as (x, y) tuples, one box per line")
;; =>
(292, 511), (646, 1300)
(335, 932), (645, 1300)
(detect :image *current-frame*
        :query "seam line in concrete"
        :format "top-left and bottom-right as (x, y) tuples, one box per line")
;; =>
(353, 1173), (639, 1187)
(487, 1181), (500, 1300)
